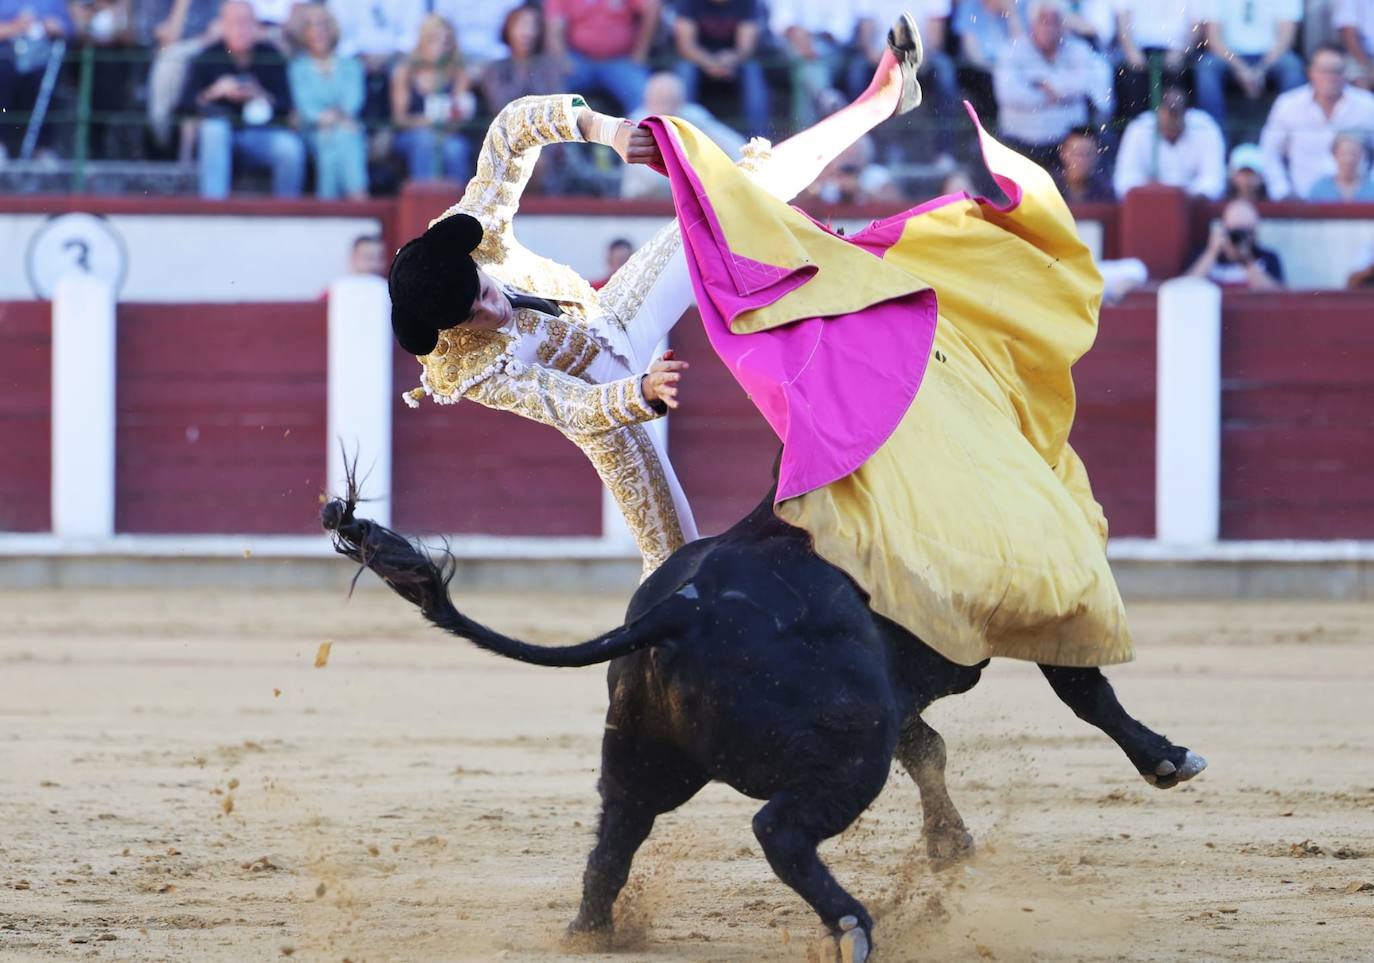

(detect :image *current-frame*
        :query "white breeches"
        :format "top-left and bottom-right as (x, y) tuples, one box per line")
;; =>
(586, 150), (819, 552)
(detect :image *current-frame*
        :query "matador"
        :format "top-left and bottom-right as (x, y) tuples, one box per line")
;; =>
(387, 18), (924, 577)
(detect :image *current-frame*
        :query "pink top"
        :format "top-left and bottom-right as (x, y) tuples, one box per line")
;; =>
(545, 0), (649, 60)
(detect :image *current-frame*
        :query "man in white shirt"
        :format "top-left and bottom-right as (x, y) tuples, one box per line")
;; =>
(1194, 0), (1305, 130)
(1114, 85), (1226, 199)
(1335, 0), (1374, 89)
(1115, 0), (1201, 118)
(769, 0), (861, 128)
(328, 0), (424, 59)
(1258, 44), (1374, 199)
(992, 0), (1113, 167)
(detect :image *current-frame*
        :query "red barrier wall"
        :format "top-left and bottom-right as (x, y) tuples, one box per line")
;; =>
(115, 303), (327, 534)
(389, 347), (603, 536)
(1071, 294), (1157, 538)
(1221, 291), (1374, 539)
(0, 302), (52, 532)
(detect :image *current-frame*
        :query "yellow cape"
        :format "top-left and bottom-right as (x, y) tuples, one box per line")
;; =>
(676, 119), (1132, 667)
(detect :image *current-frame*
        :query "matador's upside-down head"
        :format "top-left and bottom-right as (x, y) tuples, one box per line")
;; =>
(388, 213), (483, 356)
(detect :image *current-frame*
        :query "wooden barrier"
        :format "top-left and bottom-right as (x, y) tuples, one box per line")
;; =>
(114, 303), (327, 534)
(0, 301), (52, 532)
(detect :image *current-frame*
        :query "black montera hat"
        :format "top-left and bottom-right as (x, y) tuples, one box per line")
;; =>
(388, 213), (484, 356)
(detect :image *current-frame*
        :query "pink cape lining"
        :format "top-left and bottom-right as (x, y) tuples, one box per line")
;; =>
(640, 104), (1021, 502)
(638, 120), (929, 501)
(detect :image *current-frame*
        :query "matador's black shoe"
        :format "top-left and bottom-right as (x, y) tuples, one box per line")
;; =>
(888, 12), (924, 114)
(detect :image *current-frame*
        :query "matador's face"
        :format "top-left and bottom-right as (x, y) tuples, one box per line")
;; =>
(459, 268), (513, 332)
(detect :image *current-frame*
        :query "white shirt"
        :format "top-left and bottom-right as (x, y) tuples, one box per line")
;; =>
(1113, 108), (1226, 199)
(1334, 0), (1374, 56)
(1259, 83), (1374, 198)
(768, 0), (860, 41)
(327, 0), (426, 58)
(1065, 0), (1117, 48)
(1202, 0), (1301, 57)
(1116, 0), (1200, 50)
(858, 0), (954, 27)
(248, 0), (293, 25)
(431, 0), (508, 63)
(993, 35), (1114, 146)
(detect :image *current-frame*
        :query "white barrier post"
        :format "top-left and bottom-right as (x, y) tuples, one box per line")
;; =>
(51, 273), (117, 539)
(1155, 276), (1222, 544)
(327, 275), (393, 526)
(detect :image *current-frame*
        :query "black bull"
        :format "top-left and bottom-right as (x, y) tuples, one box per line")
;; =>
(321, 480), (1205, 962)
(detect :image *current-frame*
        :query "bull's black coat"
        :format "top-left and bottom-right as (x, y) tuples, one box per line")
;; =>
(322, 479), (1204, 960)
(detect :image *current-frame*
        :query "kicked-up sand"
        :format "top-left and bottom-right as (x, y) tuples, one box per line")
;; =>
(1, 589), (1372, 962)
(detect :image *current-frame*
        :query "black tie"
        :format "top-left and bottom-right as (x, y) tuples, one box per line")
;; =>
(506, 292), (562, 317)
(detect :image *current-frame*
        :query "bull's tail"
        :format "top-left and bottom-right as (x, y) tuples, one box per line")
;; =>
(319, 467), (670, 668)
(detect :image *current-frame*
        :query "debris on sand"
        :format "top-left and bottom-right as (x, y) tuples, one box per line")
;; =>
(1333, 847), (1368, 860)
(242, 856), (282, 873)
(314, 642), (332, 668)
(315, 882), (327, 898)
(1344, 881), (1374, 894)
(221, 795), (235, 816)
(975, 944), (996, 959)
(228, 778), (240, 791)
(1289, 839), (1324, 858)
(273, 688), (282, 698)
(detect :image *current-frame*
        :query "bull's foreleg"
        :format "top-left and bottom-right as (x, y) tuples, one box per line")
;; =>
(894, 715), (974, 864)
(567, 732), (706, 936)
(568, 797), (658, 934)
(1039, 665), (1206, 789)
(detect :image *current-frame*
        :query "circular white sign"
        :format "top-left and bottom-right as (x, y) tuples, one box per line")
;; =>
(26, 212), (128, 300)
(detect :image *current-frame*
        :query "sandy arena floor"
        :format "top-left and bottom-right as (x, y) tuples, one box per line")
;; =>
(1, 588), (1372, 962)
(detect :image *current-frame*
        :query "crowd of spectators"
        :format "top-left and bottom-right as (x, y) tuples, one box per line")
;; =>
(0, 0), (1372, 211)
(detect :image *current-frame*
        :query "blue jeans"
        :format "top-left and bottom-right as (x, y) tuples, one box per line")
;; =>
(197, 117), (305, 199)
(393, 127), (471, 181)
(1194, 50), (1305, 131)
(565, 53), (649, 114)
(677, 59), (769, 135)
(307, 123), (368, 199)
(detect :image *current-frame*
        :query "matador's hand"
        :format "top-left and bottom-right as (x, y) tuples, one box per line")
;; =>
(615, 123), (664, 168)
(641, 350), (688, 410)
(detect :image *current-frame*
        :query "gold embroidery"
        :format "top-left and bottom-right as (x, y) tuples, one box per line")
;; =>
(598, 221), (683, 331)
(404, 95), (680, 574)
(577, 424), (685, 577)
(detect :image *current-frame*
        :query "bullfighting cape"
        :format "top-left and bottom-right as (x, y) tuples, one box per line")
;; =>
(643, 107), (1132, 668)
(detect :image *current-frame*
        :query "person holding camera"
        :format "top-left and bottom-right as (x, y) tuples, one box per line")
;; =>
(181, 0), (304, 198)
(1184, 197), (1284, 290)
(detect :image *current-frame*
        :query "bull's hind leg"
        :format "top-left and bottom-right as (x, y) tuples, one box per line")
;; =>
(895, 715), (974, 864)
(1039, 665), (1207, 789)
(567, 736), (707, 935)
(752, 766), (889, 963)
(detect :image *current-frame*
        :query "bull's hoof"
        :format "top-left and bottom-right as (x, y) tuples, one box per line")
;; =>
(838, 915), (870, 963)
(1142, 750), (1207, 790)
(564, 914), (613, 942)
(926, 825), (976, 866)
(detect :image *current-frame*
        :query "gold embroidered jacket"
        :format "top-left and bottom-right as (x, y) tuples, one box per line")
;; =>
(402, 94), (687, 574)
